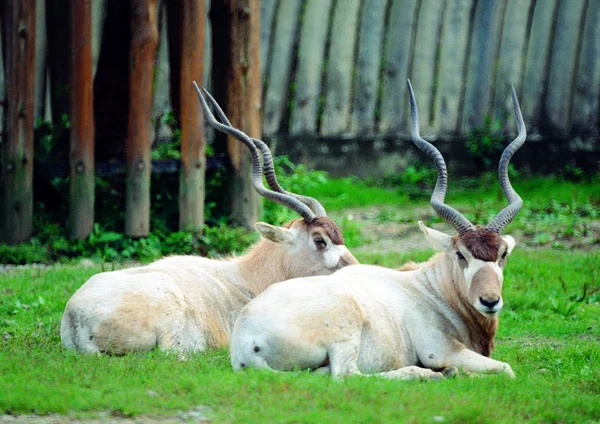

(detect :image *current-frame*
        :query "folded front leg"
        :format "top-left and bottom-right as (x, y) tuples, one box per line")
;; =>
(448, 348), (515, 378)
(377, 366), (444, 381)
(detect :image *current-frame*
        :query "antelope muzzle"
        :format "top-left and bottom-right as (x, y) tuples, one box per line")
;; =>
(470, 265), (503, 316)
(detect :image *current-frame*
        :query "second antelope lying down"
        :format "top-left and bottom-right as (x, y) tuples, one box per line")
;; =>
(230, 81), (527, 379)
(60, 86), (357, 354)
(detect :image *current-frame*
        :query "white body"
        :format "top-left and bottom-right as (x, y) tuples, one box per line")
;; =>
(231, 223), (516, 379)
(61, 219), (357, 354)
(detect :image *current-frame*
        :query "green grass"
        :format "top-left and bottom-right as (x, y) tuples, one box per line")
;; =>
(308, 175), (600, 212)
(1, 249), (599, 422)
(313, 175), (600, 250)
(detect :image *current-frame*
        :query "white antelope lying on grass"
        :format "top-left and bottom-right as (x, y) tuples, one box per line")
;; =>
(60, 85), (358, 354)
(230, 80), (526, 380)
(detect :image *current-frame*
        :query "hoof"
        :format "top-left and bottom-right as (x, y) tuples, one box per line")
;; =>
(442, 367), (458, 378)
(429, 371), (445, 381)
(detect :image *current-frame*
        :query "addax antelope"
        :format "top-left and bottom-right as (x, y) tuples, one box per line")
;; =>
(230, 80), (527, 379)
(60, 85), (358, 354)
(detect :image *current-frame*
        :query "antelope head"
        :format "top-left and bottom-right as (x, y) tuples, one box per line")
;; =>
(407, 80), (526, 318)
(194, 83), (358, 274)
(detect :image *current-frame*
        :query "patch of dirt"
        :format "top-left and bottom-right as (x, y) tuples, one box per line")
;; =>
(331, 206), (455, 254)
(0, 406), (213, 423)
(331, 205), (600, 253)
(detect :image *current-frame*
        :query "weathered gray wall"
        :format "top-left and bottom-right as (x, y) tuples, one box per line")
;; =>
(11, 0), (600, 151)
(260, 0), (600, 139)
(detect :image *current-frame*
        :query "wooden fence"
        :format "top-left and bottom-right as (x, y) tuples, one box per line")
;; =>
(0, 0), (261, 244)
(261, 0), (600, 138)
(1, 0), (599, 244)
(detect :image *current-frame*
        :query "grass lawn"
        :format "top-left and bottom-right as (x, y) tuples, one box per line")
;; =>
(1, 248), (599, 423)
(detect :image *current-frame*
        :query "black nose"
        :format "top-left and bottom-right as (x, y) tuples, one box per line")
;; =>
(480, 297), (500, 308)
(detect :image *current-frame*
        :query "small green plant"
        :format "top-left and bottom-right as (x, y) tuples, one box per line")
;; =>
(563, 163), (585, 182)
(262, 156), (330, 225)
(380, 162), (436, 199)
(34, 114), (71, 162)
(199, 223), (257, 257)
(339, 216), (363, 248)
(151, 130), (181, 160)
(375, 208), (396, 224)
(152, 110), (182, 160)
(466, 115), (505, 169)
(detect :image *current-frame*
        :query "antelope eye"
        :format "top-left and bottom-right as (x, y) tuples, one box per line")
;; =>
(314, 237), (327, 248)
(501, 251), (508, 259)
(456, 252), (466, 261)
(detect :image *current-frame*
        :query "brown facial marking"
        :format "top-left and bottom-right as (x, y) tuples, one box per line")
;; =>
(284, 217), (345, 245)
(460, 227), (504, 262)
(308, 217), (345, 246)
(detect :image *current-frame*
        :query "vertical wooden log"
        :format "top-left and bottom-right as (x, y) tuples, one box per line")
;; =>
(69, 0), (95, 239)
(521, 0), (558, 128)
(0, 1), (36, 244)
(491, 0), (532, 127)
(461, 0), (505, 133)
(434, 0), (473, 134)
(410, 0), (446, 135)
(289, 0), (332, 135)
(350, 0), (387, 136)
(210, 0), (261, 229)
(177, 0), (206, 232)
(228, 0), (261, 228)
(409, 0), (447, 134)
(320, 0), (361, 136)
(571, 0), (600, 134)
(378, 0), (418, 135)
(544, 0), (587, 134)
(262, 0), (301, 136)
(126, 0), (158, 237)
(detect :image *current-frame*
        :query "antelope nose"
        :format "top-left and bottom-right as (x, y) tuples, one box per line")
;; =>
(480, 296), (500, 308)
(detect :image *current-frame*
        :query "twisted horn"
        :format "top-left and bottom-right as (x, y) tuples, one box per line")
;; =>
(198, 87), (327, 217)
(193, 82), (316, 222)
(486, 86), (526, 233)
(407, 80), (474, 235)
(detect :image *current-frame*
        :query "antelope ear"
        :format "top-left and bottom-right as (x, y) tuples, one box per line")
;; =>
(255, 222), (295, 245)
(418, 221), (453, 252)
(502, 235), (516, 255)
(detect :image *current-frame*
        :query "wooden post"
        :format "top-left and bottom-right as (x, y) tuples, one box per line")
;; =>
(379, 0), (418, 135)
(0, 1), (36, 244)
(168, 0), (206, 233)
(69, 0), (95, 239)
(521, 0), (558, 129)
(261, 0), (301, 136)
(212, 0), (261, 229)
(320, 0), (361, 136)
(289, 0), (332, 135)
(231, 0), (261, 229)
(350, 0), (387, 136)
(544, 0), (587, 134)
(126, 0), (158, 237)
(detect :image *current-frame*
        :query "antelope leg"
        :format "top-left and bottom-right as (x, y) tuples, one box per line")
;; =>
(376, 366), (444, 381)
(448, 348), (515, 378)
